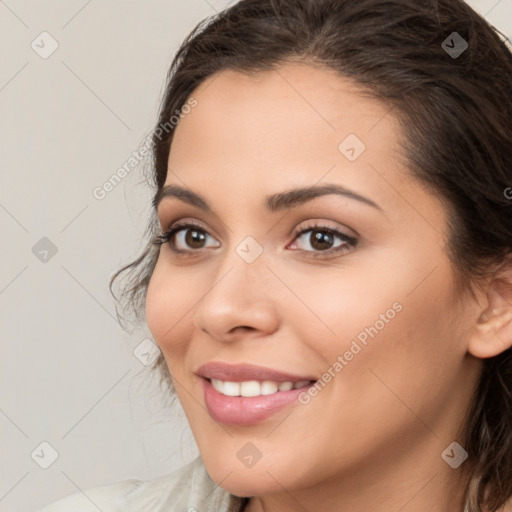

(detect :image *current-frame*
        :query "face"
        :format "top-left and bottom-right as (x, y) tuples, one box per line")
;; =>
(146, 62), (481, 501)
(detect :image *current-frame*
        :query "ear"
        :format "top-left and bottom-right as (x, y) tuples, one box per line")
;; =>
(468, 260), (512, 359)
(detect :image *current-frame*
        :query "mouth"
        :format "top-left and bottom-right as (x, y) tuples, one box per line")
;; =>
(200, 375), (318, 426)
(196, 361), (319, 425)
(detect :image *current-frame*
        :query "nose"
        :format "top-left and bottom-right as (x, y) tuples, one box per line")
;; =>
(192, 247), (280, 343)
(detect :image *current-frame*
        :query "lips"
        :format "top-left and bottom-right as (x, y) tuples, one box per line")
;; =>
(196, 361), (317, 383)
(195, 362), (319, 425)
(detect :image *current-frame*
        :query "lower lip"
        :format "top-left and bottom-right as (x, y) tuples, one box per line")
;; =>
(202, 378), (315, 426)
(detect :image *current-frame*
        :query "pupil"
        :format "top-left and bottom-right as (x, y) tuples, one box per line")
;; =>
(311, 231), (333, 250)
(186, 229), (206, 248)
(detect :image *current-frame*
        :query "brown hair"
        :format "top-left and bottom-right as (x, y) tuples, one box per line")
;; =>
(110, 0), (512, 509)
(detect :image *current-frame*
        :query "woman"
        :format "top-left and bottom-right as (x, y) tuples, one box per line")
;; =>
(38, 0), (512, 511)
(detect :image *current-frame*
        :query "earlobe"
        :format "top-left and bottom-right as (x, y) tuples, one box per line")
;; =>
(468, 270), (512, 359)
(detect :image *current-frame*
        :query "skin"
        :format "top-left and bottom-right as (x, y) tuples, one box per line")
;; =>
(145, 61), (512, 512)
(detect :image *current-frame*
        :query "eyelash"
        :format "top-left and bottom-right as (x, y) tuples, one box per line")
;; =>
(153, 221), (358, 258)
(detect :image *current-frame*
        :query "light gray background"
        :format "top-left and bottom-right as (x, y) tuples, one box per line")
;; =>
(1, 1), (511, 511)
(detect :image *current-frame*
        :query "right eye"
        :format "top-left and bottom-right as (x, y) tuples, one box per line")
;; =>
(154, 222), (221, 254)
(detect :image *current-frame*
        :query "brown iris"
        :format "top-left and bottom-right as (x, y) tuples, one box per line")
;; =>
(185, 229), (207, 249)
(309, 230), (334, 251)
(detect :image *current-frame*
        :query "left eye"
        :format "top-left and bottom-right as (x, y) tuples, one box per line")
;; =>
(290, 226), (356, 253)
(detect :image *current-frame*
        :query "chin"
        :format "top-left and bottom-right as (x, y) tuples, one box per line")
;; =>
(217, 476), (278, 499)
(203, 457), (285, 497)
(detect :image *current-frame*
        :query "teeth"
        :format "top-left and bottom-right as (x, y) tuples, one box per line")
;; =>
(211, 378), (224, 393)
(278, 381), (293, 391)
(260, 381), (278, 395)
(210, 378), (311, 397)
(241, 380), (261, 397)
(222, 381), (240, 396)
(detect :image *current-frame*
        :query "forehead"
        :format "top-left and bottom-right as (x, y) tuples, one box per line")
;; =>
(170, 62), (404, 162)
(164, 62), (436, 224)
(169, 62), (402, 164)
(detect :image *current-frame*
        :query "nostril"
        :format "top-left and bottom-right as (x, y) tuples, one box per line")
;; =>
(231, 326), (255, 333)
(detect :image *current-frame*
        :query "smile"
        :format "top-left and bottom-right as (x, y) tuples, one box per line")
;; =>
(201, 377), (318, 425)
(210, 378), (314, 397)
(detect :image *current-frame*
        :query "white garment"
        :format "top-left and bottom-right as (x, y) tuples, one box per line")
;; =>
(37, 456), (475, 511)
(37, 456), (248, 512)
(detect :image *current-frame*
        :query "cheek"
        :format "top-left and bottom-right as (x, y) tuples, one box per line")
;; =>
(276, 256), (401, 351)
(285, 248), (461, 394)
(348, 273), (461, 418)
(145, 259), (196, 359)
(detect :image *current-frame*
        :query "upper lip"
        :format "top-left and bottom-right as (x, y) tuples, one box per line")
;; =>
(196, 362), (317, 383)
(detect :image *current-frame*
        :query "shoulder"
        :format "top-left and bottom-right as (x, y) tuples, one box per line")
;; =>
(37, 457), (247, 512)
(36, 478), (142, 512)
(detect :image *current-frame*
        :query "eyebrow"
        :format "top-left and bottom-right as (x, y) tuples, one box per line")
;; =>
(153, 183), (382, 213)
